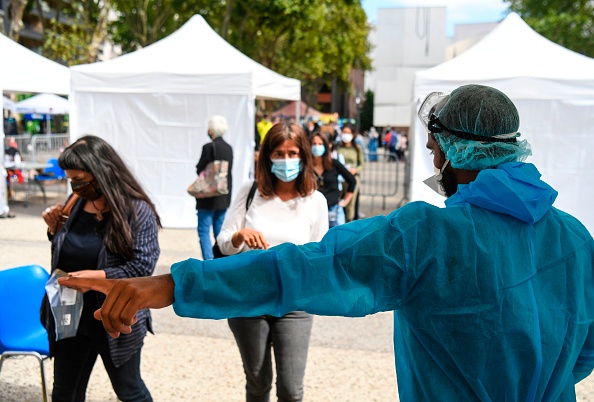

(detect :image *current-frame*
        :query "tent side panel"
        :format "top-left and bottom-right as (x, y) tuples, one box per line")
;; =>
(70, 90), (254, 228)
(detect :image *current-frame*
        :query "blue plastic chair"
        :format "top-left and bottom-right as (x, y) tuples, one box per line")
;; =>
(0, 265), (50, 402)
(29, 157), (67, 206)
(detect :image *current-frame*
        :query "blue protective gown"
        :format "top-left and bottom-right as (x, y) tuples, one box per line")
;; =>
(171, 162), (594, 401)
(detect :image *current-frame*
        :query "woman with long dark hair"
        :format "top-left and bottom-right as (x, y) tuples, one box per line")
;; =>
(41, 135), (161, 402)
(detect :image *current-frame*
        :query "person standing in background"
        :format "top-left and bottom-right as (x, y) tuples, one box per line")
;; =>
(257, 113), (273, 145)
(0, 165), (14, 218)
(310, 131), (356, 228)
(335, 123), (364, 222)
(195, 115), (233, 260)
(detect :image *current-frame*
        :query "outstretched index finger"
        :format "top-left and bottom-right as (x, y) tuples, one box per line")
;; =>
(58, 276), (114, 295)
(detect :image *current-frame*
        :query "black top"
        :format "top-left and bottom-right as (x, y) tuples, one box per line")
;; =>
(57, 210), (109, 335)
(195, 137), (234, 211)
(317, 159), (357, 207)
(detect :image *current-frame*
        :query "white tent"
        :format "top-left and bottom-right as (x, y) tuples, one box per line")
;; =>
(410, 12), (594, 233)
(2, 96), (15, 112)
(70, 15), (301, 228)
(0, 33), (70, 95)
(15, 93), (69, 115)
(0, 33), (70, 210)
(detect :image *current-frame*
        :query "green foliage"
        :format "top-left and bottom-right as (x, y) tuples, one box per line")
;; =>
(108, 0), (371, 97)
(41, 0), (106, 65)
(40, 0), (372, 97)
(506, 0), (594, 57)
(42, 21), (92, 65)
(109, 0), (198, 52)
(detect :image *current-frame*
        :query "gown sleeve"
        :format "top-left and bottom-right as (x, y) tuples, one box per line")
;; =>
(172, 213), (410, 320)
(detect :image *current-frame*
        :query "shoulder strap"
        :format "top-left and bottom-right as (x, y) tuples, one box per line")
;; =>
(245, 181), (258, 211)
(211, 140), (217, 160)
(62, 193), (80, 217)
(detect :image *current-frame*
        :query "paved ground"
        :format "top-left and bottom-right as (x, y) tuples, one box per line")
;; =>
(2, 186), (594, 401)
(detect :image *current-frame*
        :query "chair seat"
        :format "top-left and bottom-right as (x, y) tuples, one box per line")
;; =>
(0, 265), (51, 402)
(1, 328), (49, 356)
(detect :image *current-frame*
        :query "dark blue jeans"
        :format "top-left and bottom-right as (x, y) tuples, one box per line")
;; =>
(228, 311), (313, 402)
(197, 209), (227, 260)
(52, 333), (152, 402)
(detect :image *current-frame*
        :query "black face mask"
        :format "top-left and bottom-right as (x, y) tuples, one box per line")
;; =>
(70, 180), (103, 201)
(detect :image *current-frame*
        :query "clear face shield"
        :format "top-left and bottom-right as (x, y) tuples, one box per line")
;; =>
(417, 91), (450, 131)
(418, 91), (451, 197)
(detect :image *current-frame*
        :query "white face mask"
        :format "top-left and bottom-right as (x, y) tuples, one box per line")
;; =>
(423, 159), (450, 197)
(341, 133), (353, 143)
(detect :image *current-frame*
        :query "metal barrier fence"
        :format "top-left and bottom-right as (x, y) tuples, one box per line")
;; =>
(359, 148), (410, 211)
(3, 134), (32, 156)
(3, 133), (69, 162)
(31, 134), (70, 162)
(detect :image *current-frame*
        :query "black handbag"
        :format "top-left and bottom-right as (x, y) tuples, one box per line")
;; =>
(212, 181), (258, 259)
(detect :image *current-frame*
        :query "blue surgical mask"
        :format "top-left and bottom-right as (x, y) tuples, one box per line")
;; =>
(311, 145), (325, 157)
(271, 158), (302, 182)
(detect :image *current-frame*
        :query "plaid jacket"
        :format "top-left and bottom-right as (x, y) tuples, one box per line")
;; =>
(42, 197), (160, 367)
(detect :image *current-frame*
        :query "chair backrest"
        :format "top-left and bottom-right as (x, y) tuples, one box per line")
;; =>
(0, 265), (50, 354)
(45, 158), (66, 179)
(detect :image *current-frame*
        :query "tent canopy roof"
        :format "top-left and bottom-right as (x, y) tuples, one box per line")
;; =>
(272, 101), (322, 118)
(72, 15), (300, 101)
(415, 13), (594, 100)
(15, 93), (69, 114)
(0, 33), (70, 95)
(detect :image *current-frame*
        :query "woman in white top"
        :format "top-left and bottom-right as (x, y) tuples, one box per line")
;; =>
(217, 122), (328, 402)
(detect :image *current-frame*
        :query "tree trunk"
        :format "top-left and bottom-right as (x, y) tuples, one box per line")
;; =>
(87, 0), (111, 63)
(0, 10), (6, 35)
(35, 0), (46, 31)
(221, 0), (235, 40)
(8, 0), (28, 41)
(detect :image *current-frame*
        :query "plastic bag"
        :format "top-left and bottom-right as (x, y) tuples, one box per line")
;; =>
(45, 269), (84, 340)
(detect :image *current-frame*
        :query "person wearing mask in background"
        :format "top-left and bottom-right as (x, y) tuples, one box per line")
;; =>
(194, 115), (234, 260)
(215, 122), (327, 402)
(61, 84), (594, 401)
(310, 131), (356, 228)
(335, 123), (364, 222)
(41, 135), (160, 402)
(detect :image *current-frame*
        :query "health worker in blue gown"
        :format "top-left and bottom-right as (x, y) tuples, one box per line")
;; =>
(60, 84), (594, 401)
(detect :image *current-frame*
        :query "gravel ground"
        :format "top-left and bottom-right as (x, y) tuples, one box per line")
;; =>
(2, 191), (594, 401)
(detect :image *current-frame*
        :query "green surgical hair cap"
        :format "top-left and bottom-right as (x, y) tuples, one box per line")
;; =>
(433, 84), (531, 170)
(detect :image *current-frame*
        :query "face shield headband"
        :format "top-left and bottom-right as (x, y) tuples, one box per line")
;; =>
(428, 115), (518, 144)
(418, 91), (520, 144)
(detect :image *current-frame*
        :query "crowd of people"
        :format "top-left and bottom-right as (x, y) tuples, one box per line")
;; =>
(37, 84), (593, 401)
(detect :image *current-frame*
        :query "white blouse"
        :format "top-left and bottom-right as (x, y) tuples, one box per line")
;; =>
(217, 180), (329, 255)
